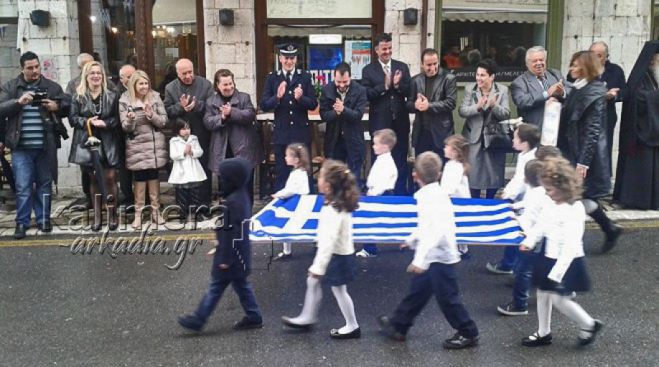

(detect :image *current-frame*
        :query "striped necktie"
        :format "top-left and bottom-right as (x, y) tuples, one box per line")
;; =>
(538, 75), (549, 91)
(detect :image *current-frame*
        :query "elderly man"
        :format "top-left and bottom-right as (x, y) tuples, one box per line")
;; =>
(510, 46), (566, 128)
(320, 62), (368, 187)
(260, 43), (317, 192)
(589, 41), (627, 171)
(0, 52), (69, 239)
(407, 48), (457, 160)
(361, 33), (412, 195)
(164, 58), (214, 208)
(117, 64), (135, 96)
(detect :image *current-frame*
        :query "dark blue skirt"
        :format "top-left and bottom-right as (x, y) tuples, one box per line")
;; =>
(532, 255), (591, 294)
(323, 254), (358, 286)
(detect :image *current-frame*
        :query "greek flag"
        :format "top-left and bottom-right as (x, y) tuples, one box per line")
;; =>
(250, 195), (523, 246)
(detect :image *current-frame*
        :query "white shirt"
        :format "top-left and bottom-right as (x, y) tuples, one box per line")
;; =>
(503, 148), (537, 201)
(406, 183), (460, 269)
(168, 135), (207, 185)
(367, 152), (397, 196)
(308, 205), (355, 276)
(514, 185), (550, 235)
(522, 200), (586, 283)
(378, 59), (391, 74)
(440, 160), (471, 198)
(273, 168), (310, 198)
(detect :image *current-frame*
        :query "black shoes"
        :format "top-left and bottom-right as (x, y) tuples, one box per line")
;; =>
(233, 317), (263, 331)
(38, 221), (52, 233)
(177, 315), (204, 332)
(443, 332), (479, 349)
(377, 315), (406, 341)
(579, 319), (603, 346)
(522, 332), (553, 347)
(602, 225), (622, 253)
(330, 327), (361, 339)
(497, 302), (529, 316)
(14, 224), (27, 239)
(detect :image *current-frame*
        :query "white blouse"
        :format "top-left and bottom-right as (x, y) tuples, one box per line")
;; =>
(522, 200), (586, 283)
(273, 168), (310, 198)
(440, 160), (471, 198)
(308, 205), (355, 276)
(367, 152), (398, 196)
(503, 148), (537, 201)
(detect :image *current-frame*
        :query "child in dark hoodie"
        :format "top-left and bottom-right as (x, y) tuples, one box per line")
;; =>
(178, 157), (263, 331)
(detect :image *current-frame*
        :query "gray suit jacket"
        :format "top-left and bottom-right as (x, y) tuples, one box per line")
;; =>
(459, 83), (510, 144)
(406, 69), (457, 150)
(510, 69), (565, 128)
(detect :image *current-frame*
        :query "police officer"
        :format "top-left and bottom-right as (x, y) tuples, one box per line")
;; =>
(260, 43), (317, 192)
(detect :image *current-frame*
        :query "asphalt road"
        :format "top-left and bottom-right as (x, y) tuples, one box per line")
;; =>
(0, 225), (657, 366)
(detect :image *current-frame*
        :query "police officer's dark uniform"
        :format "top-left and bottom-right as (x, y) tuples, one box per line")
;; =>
(260, 44), (318, 192)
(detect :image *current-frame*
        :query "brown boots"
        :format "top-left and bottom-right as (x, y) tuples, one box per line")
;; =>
(131, 181), (146, 229)
(131, 180), (166, 229)
(147, 179), (166, 226)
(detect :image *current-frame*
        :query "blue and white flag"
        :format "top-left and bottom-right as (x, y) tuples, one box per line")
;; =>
(250, 195), (523, 246)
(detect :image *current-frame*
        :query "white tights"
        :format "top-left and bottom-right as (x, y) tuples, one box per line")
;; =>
(282, 242), (292, 255)
(536, 290), (595, 338)
(288, 277), (359, 333)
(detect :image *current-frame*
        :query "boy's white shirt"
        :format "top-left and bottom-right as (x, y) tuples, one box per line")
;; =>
(367, 152), (398, 196)
(440, 160), (471, 198)
(308, 205), (355, 276)
(168, 135), (207, 184)
(515, 185), (550, 236)
(406, 182), (460, 269)
(503, 147), (537, 201)
(273, 168), (310, 198)
(522, 200), (586, 283)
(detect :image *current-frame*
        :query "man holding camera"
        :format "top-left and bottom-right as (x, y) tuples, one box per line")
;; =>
(0, 51), (69, 239)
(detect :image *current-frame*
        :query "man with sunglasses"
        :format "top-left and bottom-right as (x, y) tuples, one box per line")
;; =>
(261, 43), (317, 192)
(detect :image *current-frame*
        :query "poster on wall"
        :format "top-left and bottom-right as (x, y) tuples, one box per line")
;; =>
(344, 40), (371, 80)
(41, 57), (58, 81)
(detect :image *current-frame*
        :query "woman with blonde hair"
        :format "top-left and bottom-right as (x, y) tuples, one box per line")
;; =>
(69, 61), (120, 231)
(119, 70), (169, 228)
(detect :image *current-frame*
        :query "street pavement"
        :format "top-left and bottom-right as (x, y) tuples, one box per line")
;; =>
(0, 223), (657, 367)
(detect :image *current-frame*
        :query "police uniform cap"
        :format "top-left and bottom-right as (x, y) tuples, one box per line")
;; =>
(279, 43), (298, 56)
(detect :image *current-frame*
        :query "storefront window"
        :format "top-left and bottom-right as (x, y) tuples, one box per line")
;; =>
(654, 0), (659, 40)
(152, 0), (198, 93)
(441, 0), (549, 82)
(96, 0), (137, 84)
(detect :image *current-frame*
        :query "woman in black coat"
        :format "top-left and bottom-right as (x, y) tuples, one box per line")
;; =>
(558, 51), (622, 253)
(69, 61), (120, 231)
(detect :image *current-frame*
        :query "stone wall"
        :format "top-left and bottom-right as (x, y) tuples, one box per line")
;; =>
(0, 24), (20, 84)
(203, 0), (256, 101)
(385, 0), (424, 75)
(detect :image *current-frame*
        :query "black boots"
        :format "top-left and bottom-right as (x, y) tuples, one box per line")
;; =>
(589, 207), (622, 253)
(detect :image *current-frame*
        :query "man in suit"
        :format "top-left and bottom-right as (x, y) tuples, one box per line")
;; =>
(589, 41), (627, 173)
(407, 48), (457, 160)
(510, 46), (566, 128)
(320, 62), (368, 188)
(260, 43), (317, 192)
(361, 33), (412, 195)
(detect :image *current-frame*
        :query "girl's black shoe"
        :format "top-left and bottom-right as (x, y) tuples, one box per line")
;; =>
(579, 320), (603, 346)
(522, 332), (552, 347)
(330, 327), (361, 339)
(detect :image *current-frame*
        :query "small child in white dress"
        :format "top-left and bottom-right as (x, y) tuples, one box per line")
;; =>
(168, 123), (207, 222)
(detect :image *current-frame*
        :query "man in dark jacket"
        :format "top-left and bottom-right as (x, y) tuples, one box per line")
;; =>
(0, 51), (69, 239)
(407, 48), (457, 160)
(164, 58), (214, 208)
(589, 41), (627, 172)
(361, 33), (411, 195)
(320, 62), (368, 188)
(260, 43), (318, 192)
(178, 157), (263, 332)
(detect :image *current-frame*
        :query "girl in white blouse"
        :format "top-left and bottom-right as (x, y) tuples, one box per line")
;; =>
(272, 143), (311, 260)
(520, 157), (602, 347)
(441, 135), (471, 257)
(282, 160), (361, 339)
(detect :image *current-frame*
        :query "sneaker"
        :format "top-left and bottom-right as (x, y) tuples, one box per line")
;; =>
(233, 316), (263, 330)
(522, 332), (552, 347)
(356, 249), (377, 258)
(377, 315), (406, 341)
(486, 262), (513, 275)
(497, 302), (528, 316)
(443, 332), (478, 349)
(177, 315), (204, 332)
(578, 319), (603, 346)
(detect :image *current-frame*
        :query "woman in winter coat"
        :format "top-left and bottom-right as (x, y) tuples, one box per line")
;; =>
(557, 50), (622, 253)
(119, 70), (168, 228)
(69, 61), (120, 231)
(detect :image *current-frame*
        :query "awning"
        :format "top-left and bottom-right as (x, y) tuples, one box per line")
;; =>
(443, 6), (547, 24)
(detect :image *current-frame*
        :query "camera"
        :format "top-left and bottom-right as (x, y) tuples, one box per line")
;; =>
(29, 87), (48, 106)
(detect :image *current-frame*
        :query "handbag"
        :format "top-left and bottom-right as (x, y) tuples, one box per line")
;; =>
(474, 85), (514, 152)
